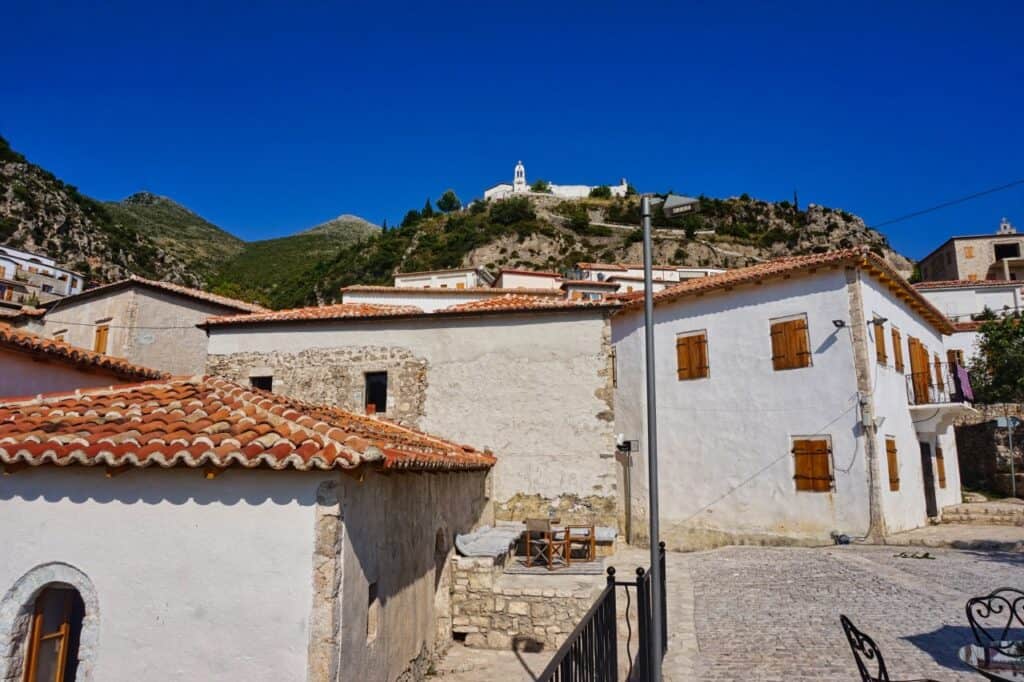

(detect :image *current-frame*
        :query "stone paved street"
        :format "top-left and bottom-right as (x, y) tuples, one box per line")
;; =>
(435, 539), (1024, 680)
(683, 544), (1024, 680)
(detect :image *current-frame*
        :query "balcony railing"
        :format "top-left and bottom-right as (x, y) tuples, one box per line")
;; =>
(905, 362), (973, 406)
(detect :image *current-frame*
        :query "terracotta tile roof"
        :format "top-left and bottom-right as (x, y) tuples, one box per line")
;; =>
(497, 268), (563, 278)
(0, 325), (168, 382)
(618, 248), (955, 334)
(442, 294), (617, 313)
(0, 376), (494, 473)
(560, 279), (620, 288)
(342, 285), (563, 297)
(577, 262), (628, 271)
(914, 280), (1023, 290)
(46, 276), (267, 313)
(206, 302), (424, 326)
(952, 321), (984, 332)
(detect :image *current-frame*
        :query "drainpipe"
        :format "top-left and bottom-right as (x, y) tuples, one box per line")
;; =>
(846, 267), (888, 541)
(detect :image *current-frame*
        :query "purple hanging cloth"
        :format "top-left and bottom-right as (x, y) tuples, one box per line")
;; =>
(956, 364), (974, 402)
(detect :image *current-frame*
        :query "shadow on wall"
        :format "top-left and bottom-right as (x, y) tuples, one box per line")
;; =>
(0, 466), (325, 506)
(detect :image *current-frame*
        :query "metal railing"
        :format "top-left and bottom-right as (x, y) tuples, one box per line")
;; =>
(539, 543), (667, 682)
(905, 362), (973, 406)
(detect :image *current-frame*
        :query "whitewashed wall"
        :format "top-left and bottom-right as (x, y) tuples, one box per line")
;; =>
(495, 272), (561, 289)
(917, 285), (1021, 322)
(945, 329), (982, 363)
(613, 270), (869, 548)
(859, 275), (963, 532)
(0, 467), (487, 682)
(341, 290), (488, 313)
(207, 312), (618, 525)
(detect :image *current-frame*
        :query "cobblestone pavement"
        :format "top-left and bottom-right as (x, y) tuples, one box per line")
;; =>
(682, 544), (1024, 681)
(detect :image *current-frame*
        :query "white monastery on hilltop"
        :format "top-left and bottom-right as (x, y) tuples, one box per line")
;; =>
(483, 160), (630, 201)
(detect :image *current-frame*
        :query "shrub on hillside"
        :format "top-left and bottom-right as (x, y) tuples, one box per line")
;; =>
(589, 185), (612, 199)
(489, 196), (535, 225)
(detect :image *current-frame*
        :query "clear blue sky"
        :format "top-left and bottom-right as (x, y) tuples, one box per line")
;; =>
(2, 1), (1022, 258)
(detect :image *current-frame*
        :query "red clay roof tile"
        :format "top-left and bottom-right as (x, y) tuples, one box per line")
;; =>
(914, 280), (1024, 290)
(0, 325), (168, 383)
(0, 376), (495, 473)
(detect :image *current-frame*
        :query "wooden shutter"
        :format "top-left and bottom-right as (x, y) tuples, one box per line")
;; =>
(885, 438), (900, 491)
(936, 446), (947, 489)
(93, 325), (109, 354)
(965, 245), (975, 258)
(873, 320), (887, 364)
(676, 336), (690, 380)
(947, 349), (964, 368)
(793, 439), (832, 492)
(892, 328), (904, 372)
(907, 338), (930, 404)
(676, 332), (709, 381)
(933, 354), (945, 392)
(772, 317), (810, 371)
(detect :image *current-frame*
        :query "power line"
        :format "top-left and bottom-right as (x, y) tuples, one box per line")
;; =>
(869, 178), (1024, 230)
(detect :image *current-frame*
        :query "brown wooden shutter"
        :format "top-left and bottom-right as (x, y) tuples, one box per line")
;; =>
(93, 325), (109, 354)
(873, 320), (887, 364)
(676, 336), (690, 380)
(936, 446), (947, 488)
(691, 332), (709, 379)
(933, 354), (945, 392)
(892, 329), (904, 372)
(770, 321), (788, 370)
(790, 318), (811, 368)
(885, 438), (900, 491)
(793, 439), (832, 492)
(947, 349), (963, 367)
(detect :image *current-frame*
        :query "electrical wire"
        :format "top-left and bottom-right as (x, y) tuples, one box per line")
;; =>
(868, 178), (1024, 230)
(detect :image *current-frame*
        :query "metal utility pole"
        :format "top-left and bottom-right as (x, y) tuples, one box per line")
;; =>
(640, 195), (663, 681)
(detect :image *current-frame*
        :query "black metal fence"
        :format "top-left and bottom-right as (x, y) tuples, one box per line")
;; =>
(905, 361), (972, 405)
(539, 542), (667, 682)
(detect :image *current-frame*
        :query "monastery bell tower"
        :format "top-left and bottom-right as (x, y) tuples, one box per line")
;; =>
(513, 160), (527, 193)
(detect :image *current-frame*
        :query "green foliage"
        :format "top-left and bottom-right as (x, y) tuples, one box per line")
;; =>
(530, 179), (551, 193)
(626, 183), (638, 196)
(0, 135), (27, 164)
(401, 209), (421, 227)
(469, 200), (487, 215)
(436, 190), (461, 213)
(969, 315), (1024, 404)
(973, 306), (998, 321)
(758, 227), (789, 247)
(421, 199), (435, 218)
(490, 196), (535, 225)
(589, 185), (612, 199)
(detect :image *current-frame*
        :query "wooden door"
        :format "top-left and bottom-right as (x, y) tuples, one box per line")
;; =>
(907, 338), (931, 405)
(919, 442), (938, 518)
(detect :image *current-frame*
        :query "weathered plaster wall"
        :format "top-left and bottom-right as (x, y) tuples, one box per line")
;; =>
(858, 274), (963, 532)
(917, 286), (1021, 323)
(24, 286), (247, 375)
(206, 312), (619, 528)
(613, 270), (870, 549)
(0, 467), (489, 682)
(0, 351), (124, 398)
(207, 346), (428, 426)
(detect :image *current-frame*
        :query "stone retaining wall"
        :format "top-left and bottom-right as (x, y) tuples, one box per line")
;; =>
(450, 556), (599, 650)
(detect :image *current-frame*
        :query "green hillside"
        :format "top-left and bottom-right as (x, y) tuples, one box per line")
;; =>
(208, 215), (379, 307)
(104, 192), (245, 280)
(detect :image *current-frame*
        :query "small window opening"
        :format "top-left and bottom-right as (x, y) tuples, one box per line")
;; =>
(994, 243), (1020, 260)
(249, 376), (273, 392)
(365, 372), (388, 414)
(367, 582), (379, 642)
(23, 586), (85, 682)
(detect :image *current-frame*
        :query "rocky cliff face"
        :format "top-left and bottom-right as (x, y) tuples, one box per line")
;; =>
(0, 137), (202, 285)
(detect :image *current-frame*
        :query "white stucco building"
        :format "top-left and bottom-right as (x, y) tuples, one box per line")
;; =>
(0, 376), (493, 681)
(340, 284), (564, 312)
(483, 161), (630, 201)
(203, 295), (622, 530)
(613, 248), (970, 549)
(0, 246), (85, 304)
(14, 276), (266, 375)
(393, 267), (494, 289)
(913, 279), (1023, 365)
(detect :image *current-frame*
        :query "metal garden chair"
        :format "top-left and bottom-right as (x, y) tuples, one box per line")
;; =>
(966, 588), (1024, 656)
(840, 615), (941, 682)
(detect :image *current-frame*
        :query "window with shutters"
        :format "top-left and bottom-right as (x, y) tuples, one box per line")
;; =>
(933, 353), (945, 392)
(92, 324), (109, 354)
(675, 330), (709, 380)
(770, 315), (811, 371)
(885, 438), (900, 491)
(892, 328), (904, 372)
(791, 437), (833, 492)
(964, 245), (975, 258)
(947, 349), (965, 367)
(872, 318), (887, 364)
(936, 446), (947, 488)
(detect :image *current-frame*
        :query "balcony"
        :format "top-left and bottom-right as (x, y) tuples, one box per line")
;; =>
(905, 362), (976, 431)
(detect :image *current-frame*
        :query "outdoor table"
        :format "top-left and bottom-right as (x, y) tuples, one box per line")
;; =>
(958, 641), (1024, 681)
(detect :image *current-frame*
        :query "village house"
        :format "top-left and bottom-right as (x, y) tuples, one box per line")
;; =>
(340, 284), (563, 312)
(13, 276), (266, 375)
(393, 267), (494, 289)
(0, 376), (494, 681)
(483, 160), (630, 201)
(202, 295), (622, 530)
(912, 279), (1023, 365)
(0, 325), (166, 397)
(917, 217), (1024, 283)
(0, 246), (85, 304)
(612, 248), (971, 549)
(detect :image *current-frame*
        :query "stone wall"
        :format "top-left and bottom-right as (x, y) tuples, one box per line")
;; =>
(956, 418), (1023, 496)
(206, 346), (428, 426)
(450, 555), (599, 650)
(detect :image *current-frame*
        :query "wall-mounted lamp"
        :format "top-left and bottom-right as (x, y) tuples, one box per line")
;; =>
(871, 316), (889, 325)
(832, 320), (847, 329)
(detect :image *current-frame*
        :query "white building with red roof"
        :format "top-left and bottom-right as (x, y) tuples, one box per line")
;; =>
(613, 248), (972, 549)
(0, 376), (493, 681)
(12, 276), (266, 375)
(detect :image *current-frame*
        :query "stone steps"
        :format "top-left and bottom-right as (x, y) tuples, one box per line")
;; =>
(940, 503), (1024, 526)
